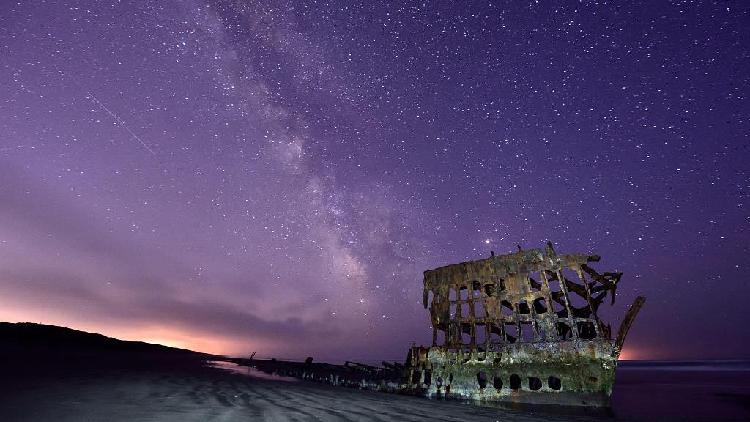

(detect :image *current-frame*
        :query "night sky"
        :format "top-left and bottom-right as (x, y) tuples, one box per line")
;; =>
(1, 1), (748, 362)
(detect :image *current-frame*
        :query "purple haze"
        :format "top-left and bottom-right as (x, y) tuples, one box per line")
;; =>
(0, 1), (748, 361)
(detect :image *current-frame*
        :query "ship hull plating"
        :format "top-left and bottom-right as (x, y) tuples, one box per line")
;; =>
(411, 340), (618, 407)
(411, 242), (645, 407)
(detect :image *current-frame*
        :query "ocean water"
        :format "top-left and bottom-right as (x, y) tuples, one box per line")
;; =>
(208, 360), (299, 382)
(611, 360), (750, 421)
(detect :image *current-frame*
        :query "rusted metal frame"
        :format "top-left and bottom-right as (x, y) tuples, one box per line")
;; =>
(486, 276), (500, 348)
(455, 290), (465, 350)
(544, 271), (592, 316)
(545, 262), (603, 301)
(510, 280), (523, 342)
(468, 280), (477, 350)
(483, 280), (499, 351)
(554, 269), (579, 340)
(576, 267), (603, 338)
(581, 263), (620, 288)
(447, 287), (455, 349)
(441, 288), (449, 346)
(538, 269), (560, 341)
(498, 289), (513, 344)
(528, 277), (543, 290)
(523, 274), (541, 342)
(549, 271), (613, 319)
(529, 298), (541, 342)
(429, 288), (438, 346)
(581, 263), (621, 304)
(616, 296), (646, 351)
(572, 317), (597, 340)
(498, 295), (509, 345)
(454, 284), (462, 349)
(458, 283), (474, 353)
(484, 293), (492, 350)
(561, 275), (593, 304)
(476, 285), (490, 352)
(476, 274), (489, 351)
(544, 244), (578, 340)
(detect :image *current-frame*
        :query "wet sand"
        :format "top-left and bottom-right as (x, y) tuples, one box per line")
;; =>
(0, 365), (605, 422)
(2, 361), (749, 421)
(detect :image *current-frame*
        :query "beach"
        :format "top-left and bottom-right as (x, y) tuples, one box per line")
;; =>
(1, 363), (603, 422)
(1, 360), (748, 421)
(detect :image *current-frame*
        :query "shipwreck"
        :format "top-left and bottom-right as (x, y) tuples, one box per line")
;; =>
(406, 241), (645, 407)
(232, 242), (644, 409)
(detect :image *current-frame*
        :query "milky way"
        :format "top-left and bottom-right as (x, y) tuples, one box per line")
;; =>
(0, 1), (748, 361)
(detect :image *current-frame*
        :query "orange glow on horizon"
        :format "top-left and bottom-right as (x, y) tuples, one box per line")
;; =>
(87, 326), (252, 356)
(619, 344), (662, 361)
(0, 306), (262, 356)
(619, 348), (638, 360)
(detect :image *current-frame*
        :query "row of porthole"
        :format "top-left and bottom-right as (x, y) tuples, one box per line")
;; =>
(477, 372), (562, 391)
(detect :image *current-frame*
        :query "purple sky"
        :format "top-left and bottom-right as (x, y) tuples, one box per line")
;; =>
(0, 1), (748, 362)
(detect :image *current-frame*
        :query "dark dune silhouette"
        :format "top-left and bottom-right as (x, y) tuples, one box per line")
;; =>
(0, 322), (211, 373)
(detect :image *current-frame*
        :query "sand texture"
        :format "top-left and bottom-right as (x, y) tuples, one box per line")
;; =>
(0, 367), (605, 422)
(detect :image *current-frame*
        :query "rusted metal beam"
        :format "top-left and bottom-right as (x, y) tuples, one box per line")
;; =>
(615, 295), (646, 351)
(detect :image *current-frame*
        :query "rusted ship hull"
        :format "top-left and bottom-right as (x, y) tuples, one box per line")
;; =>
(409, 341), (618, 407)
(409, 242), (645, 407)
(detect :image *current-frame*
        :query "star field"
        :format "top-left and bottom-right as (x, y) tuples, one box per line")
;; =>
(0, 1), (748, 361)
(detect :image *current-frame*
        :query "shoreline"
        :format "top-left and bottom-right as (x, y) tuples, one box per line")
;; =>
(1, 357), (748, 421)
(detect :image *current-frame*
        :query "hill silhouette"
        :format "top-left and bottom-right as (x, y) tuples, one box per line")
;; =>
(0, 322), (213, 375)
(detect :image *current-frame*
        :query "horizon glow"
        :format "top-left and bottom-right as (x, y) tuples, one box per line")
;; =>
(0, 1), (748, 362)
